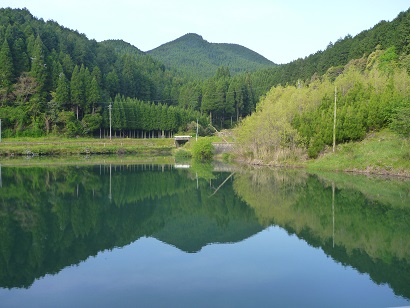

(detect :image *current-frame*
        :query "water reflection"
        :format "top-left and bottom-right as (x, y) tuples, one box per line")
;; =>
(233, 168), (410, 299)
(0, 164), (261, 289)
(0, 164), (408, 302)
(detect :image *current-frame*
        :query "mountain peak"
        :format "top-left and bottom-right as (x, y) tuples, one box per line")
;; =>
(178, 33), (204, 41)
(147, 34), (275, 78)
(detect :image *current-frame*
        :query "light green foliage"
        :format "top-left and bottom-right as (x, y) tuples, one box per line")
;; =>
(389, 105), (410, 137)
(378, 47), (399, 73)
(191, 137), (214, 161)
(81, 113), (102, 136)
(236, 50), (410, 161)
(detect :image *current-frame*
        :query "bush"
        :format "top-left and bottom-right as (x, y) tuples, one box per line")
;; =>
(389, 106), (410, 137)
(308, 137), (325, 158)
(191, 137), (214, 161)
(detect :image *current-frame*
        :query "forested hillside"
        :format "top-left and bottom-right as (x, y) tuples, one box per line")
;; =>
(235, 8), (410, 162)
(250, 8), (410, 99)
(1, 7), (409, 138)
(236, 47), (410, 162)
(147, 33), (275, 79)
(0, 8), (200, 137)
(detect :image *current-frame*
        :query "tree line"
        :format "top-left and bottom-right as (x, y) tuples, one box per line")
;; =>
(100, 96), (208, 139)
(249, 9), (410, 100)
(1, 7), (410, 137)
(236, 47), (410, 161)
(0, 8), (186, 137)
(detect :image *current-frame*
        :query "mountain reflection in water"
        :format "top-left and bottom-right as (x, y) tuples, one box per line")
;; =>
(0, 163), (408, 305)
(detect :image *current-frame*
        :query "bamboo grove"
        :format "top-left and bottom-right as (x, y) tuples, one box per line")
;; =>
(235, 47), (410, 161)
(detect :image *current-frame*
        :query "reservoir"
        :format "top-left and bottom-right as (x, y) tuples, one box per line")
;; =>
(0, 163), (409, 307)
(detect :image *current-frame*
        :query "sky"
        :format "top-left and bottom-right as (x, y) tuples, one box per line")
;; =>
(2, 0), (410, 64)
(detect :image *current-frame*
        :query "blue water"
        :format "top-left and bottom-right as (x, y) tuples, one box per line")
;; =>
(1, 226), (407, 308)
(0, 164), (408, 307)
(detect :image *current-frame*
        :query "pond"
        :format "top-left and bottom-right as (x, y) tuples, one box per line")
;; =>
(0, 163), (409, 307)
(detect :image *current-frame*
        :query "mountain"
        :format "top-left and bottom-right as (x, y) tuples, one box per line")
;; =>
(1, 7), (410, 136)
(101, 39), (146, 56)
(147, 33), (276, 78)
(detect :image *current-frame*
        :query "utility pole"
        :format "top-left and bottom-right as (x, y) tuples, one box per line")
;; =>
(333, 87), (337, 153)
(196, 118), (199, 141)
(0, 118), (2, 143)
(108, 103), (112, 140)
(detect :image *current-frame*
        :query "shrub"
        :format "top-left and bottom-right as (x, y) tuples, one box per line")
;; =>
(389, 106), (410, 137)
(308, 137), (325, 159)
(191, 137), (214, 161)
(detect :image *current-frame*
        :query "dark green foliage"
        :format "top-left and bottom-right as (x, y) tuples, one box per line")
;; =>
(0, 165), (262, 288)
(200, 68), (256, 129)
(0, 38), (14, 96)
(100, 97), (207, 138)
(0, 8), (188, 136)
(1, 6), (410, 139)
(55, 72), (70, 105)
(250, 8), (410, 99)
(147, 33), (276, 79)
(70, 65), (84, 118)
(29, 35), (48, 101)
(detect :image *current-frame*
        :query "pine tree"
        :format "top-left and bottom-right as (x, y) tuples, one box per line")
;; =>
(105, 70), (119, 99)
(55, 72), (70, 107)
(87, 76), (101, 113)
(29, 35), (48, 100)
(51, 60), (63, 90)
(0, 38), (14, 95)
(13, 38), (29, 76)
(70, 65), (85, 119)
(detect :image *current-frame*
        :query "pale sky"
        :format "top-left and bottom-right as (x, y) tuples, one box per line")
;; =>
(2, 0), (409, 64)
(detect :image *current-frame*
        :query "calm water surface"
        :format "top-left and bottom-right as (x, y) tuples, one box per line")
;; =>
(0, 163), (409, 307)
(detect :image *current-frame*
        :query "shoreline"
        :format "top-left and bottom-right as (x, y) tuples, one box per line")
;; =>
(1, 135), (409, 179)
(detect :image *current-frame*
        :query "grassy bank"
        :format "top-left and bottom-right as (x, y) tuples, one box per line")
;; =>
(1, 131), (409, 178)
(0, 137), (175, 157)
(307, 130), (410, 177)
(0, 154), (176, 167)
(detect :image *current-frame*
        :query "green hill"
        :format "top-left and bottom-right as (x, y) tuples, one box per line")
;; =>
(250, 8), (410, 99)
(100, 39), (145, 56)
(147, 33), (276, 78)
(1, 6), (410, 136)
